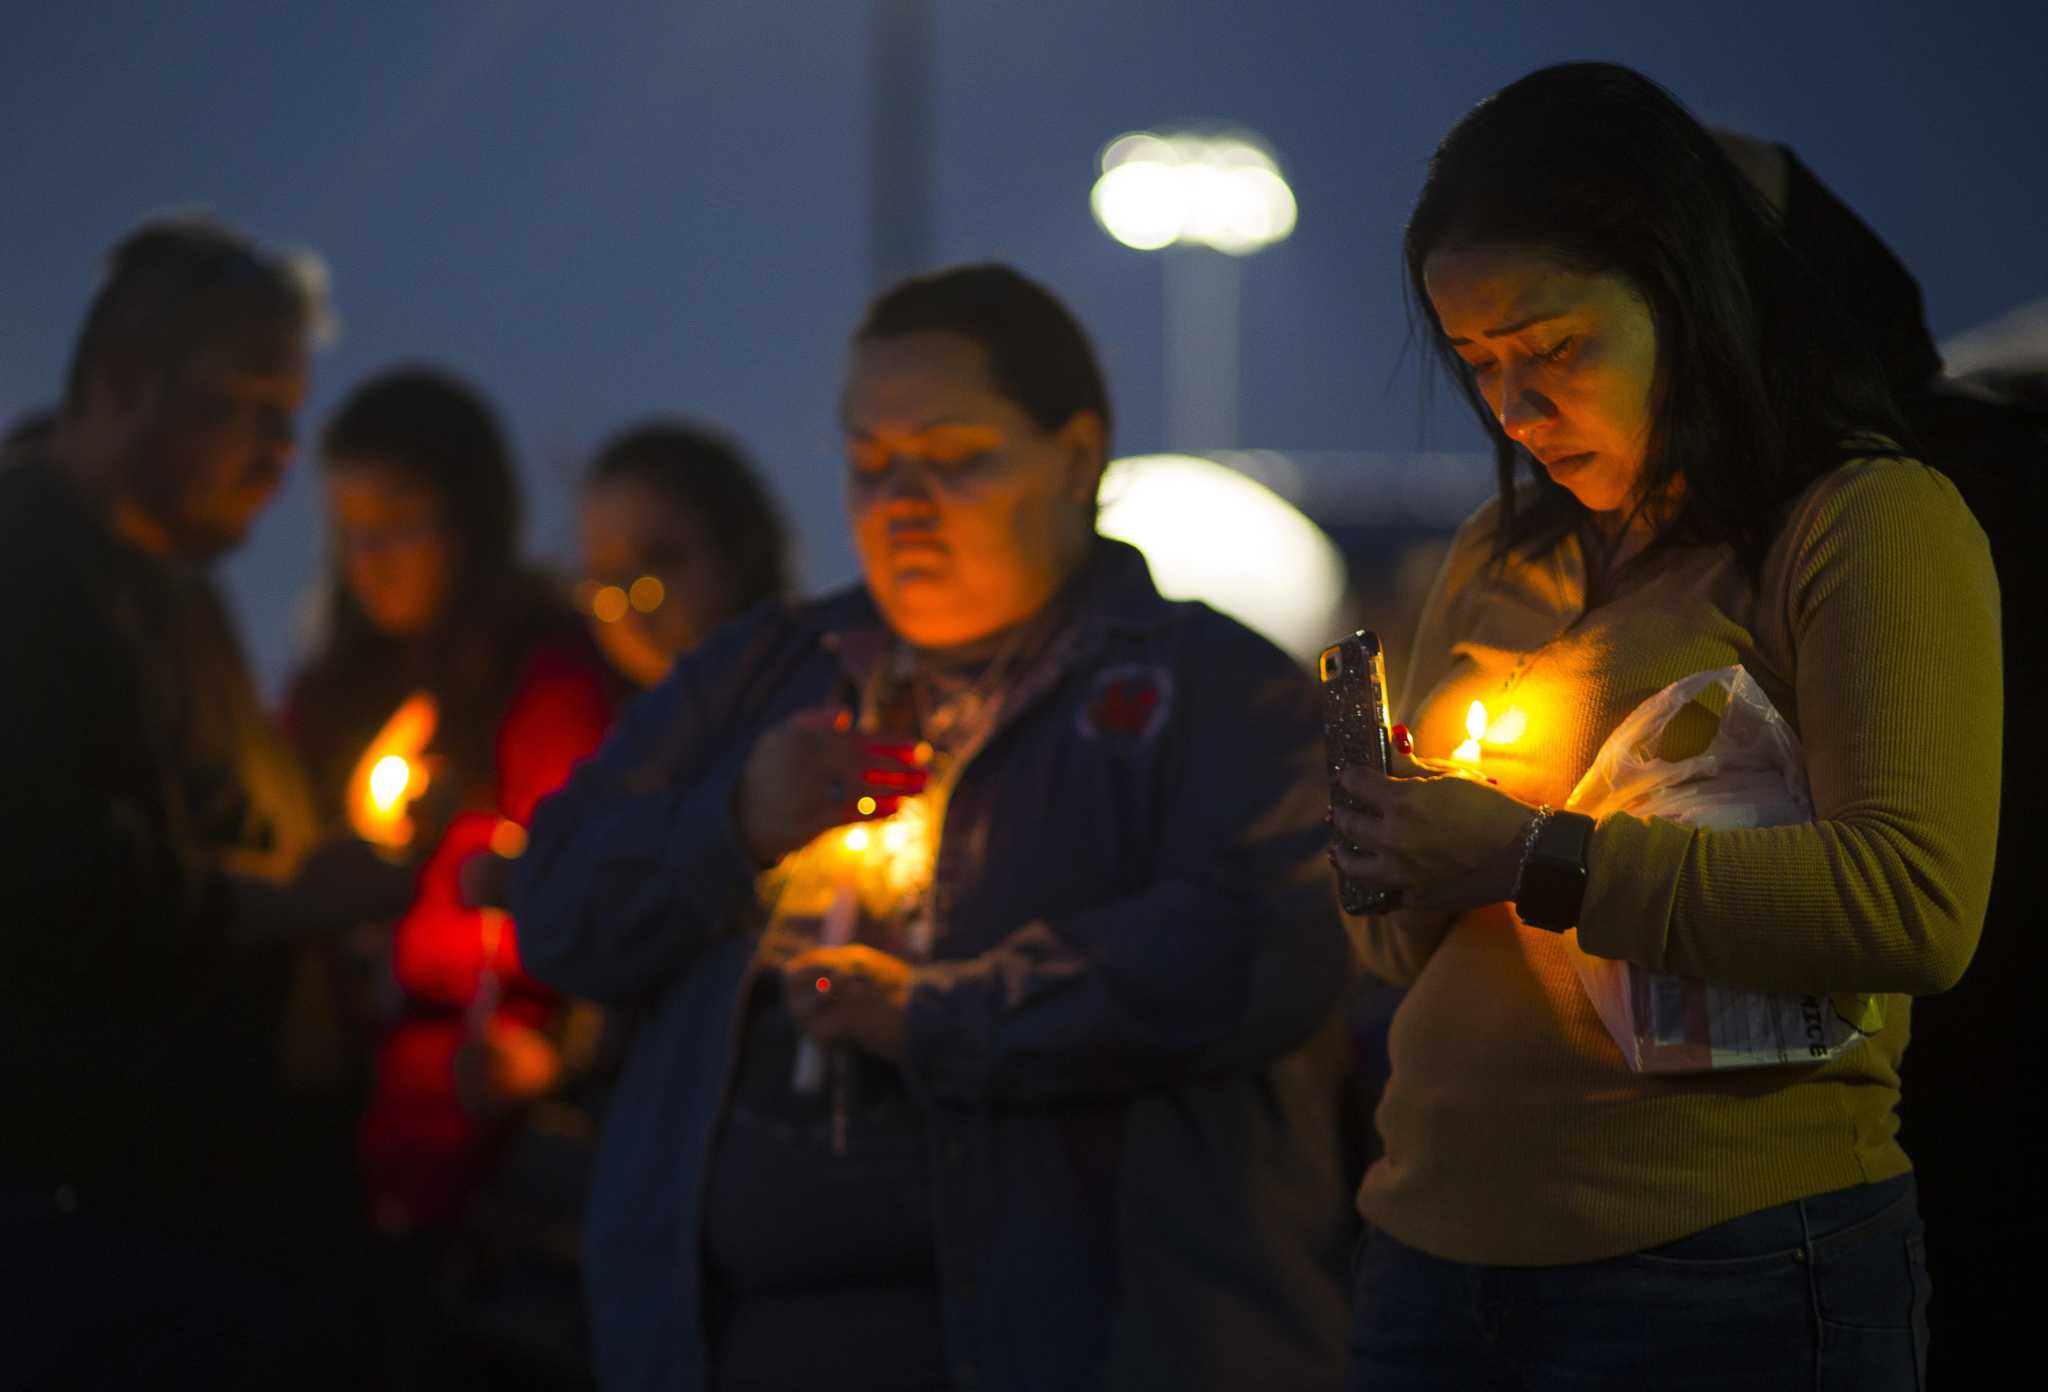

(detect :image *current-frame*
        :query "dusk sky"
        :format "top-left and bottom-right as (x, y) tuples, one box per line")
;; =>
(5, 1), (2043, 691)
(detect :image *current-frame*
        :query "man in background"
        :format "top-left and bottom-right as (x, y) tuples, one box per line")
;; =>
(0, 214), (397, 1386)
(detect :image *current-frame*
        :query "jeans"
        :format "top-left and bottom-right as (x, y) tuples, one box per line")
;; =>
(1347, 1175), (1929, 1391)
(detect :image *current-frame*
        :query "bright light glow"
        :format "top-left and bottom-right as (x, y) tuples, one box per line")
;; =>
(819, 794), (937, 924)
(489, 819), (528, 859)
(1487, 706), (1527, 745)
(856, 795), (878, 816)
(1454, 700), (1488, 765)
(348, 692), (438, 850)
(1096, 453), (1345, 664)
(369, 755), (412, 813)
(591, 585), (629, 624)
(1091, 130), (1297, 255)
(629, 575), (665, 613)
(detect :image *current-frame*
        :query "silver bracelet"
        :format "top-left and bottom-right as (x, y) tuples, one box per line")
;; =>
(1510, 803), (1554, 901)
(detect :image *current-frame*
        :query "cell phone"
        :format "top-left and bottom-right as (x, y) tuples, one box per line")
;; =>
(1319, 630), (1401, 915)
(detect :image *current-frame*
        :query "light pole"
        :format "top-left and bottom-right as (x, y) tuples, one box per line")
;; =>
(1090, 129), (1297, 451)
(870, 0), (934, 288)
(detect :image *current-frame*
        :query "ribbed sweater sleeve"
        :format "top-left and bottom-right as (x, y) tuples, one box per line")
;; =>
(1577, 459), (2002, 996)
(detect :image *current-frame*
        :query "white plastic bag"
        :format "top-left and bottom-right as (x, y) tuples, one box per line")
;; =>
(1564, 665), (1878, 1073)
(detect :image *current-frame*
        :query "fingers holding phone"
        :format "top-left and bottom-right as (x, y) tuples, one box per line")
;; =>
(735, 709), (932, 866)
(1319, 631), (1403, 915)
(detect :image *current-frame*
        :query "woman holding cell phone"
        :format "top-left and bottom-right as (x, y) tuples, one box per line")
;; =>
(1333, 63), (1998, 1390)
(512, 264), (1358, 1392)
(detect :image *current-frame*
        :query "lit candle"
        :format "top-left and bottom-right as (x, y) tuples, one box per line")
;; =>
(348, 692), (438, 850)
(1454, 700), (1488, 765)
(1452, 700), (1531, 768)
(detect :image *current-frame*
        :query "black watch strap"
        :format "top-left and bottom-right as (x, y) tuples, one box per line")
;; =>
(1514, 809), (1595, 932)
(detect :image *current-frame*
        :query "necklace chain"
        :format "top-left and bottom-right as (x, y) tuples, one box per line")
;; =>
(893, 615), (1038, 748)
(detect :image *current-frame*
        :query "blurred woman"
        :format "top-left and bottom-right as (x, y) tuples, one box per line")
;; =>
(577, 419), (791, 689)
(512, 264), (1359, 1392)
(283, 368), (615, 1373)
(1334, 64), (1998, 1389)
(438, 420), (795, 1378)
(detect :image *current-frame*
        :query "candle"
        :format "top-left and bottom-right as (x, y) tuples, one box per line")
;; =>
(348, 692), (438, 849)
(1451, 700), (1529, 768)
(792, 881), (861, 1094)
(1454, 700), (1488, 765)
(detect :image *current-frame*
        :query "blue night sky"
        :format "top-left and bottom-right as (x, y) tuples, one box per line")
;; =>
(4, 1), (2044, 691)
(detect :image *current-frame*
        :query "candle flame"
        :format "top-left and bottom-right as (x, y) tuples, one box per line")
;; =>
(368, 755), (412, 813)
(348, 692), (438, 849)
(1454, 699), (1488, 764)
(816, 794), (938, 918)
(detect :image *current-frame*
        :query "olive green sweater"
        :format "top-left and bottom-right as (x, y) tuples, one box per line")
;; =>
(1355, 456), (2002, 1264)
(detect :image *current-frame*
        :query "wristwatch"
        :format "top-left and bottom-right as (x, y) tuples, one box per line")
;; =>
(1514, 809), (1596, 932)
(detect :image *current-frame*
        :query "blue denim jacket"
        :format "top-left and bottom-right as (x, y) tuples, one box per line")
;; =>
(512, 540), (1358, 1391)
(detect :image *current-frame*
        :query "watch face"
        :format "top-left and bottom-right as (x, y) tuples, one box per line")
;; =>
(1520, 812), (1593, 931)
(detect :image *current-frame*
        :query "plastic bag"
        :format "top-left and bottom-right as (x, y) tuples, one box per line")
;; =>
(1564, 665), (1879, 1073)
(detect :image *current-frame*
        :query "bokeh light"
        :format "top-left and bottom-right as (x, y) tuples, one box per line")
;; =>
(1096, 453), (1346, 663)
(368, 754), (412, 814)
(1091, 130), (1297, 255)
(628, 575), (665, 613)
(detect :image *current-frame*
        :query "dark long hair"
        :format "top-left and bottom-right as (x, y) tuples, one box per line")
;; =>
(1406, 62), (1912, 580)
(289, 367), (581, 831)
(584, 419), (791, 613)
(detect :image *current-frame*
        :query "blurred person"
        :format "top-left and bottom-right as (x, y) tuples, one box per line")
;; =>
(0, 214), (398, 1386)
(1715, 127), (2047, 1383)
(577, 419), (791, 689)
(440, 420), (794, 1383)
(3, 406), (58, 462)
(282, 367), (616, 1383)
(1336, 65), (1998, 1390)
(513, 264), (1359, 1392)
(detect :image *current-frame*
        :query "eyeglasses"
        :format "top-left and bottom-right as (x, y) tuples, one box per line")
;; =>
(575, 574), (667, 623)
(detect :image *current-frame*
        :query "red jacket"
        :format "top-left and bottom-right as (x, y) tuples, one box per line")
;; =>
(359, 638), (613, 1232)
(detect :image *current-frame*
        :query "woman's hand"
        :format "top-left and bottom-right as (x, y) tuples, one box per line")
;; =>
(453, 1016), (563, 1119)
(1331, 736), (1540, 916)
(782, 944), (913, 1064)
(734, 709), (930, 867)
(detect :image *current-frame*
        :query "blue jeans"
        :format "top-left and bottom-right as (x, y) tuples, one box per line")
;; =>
(1347, 1175), (1929, 1391)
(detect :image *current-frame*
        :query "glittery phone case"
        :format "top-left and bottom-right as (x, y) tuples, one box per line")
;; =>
(1318, 630), (1399, 915)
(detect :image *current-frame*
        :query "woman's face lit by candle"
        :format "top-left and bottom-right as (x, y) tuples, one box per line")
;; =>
(1424, 243), (1659, 517)
(842, 331), (1103, 649)
(326, 459), (458, 640)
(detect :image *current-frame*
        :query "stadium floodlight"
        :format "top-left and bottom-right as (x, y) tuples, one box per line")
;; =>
(1090, 130), (1298, 256)
(1097, 453), (1345, 664)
